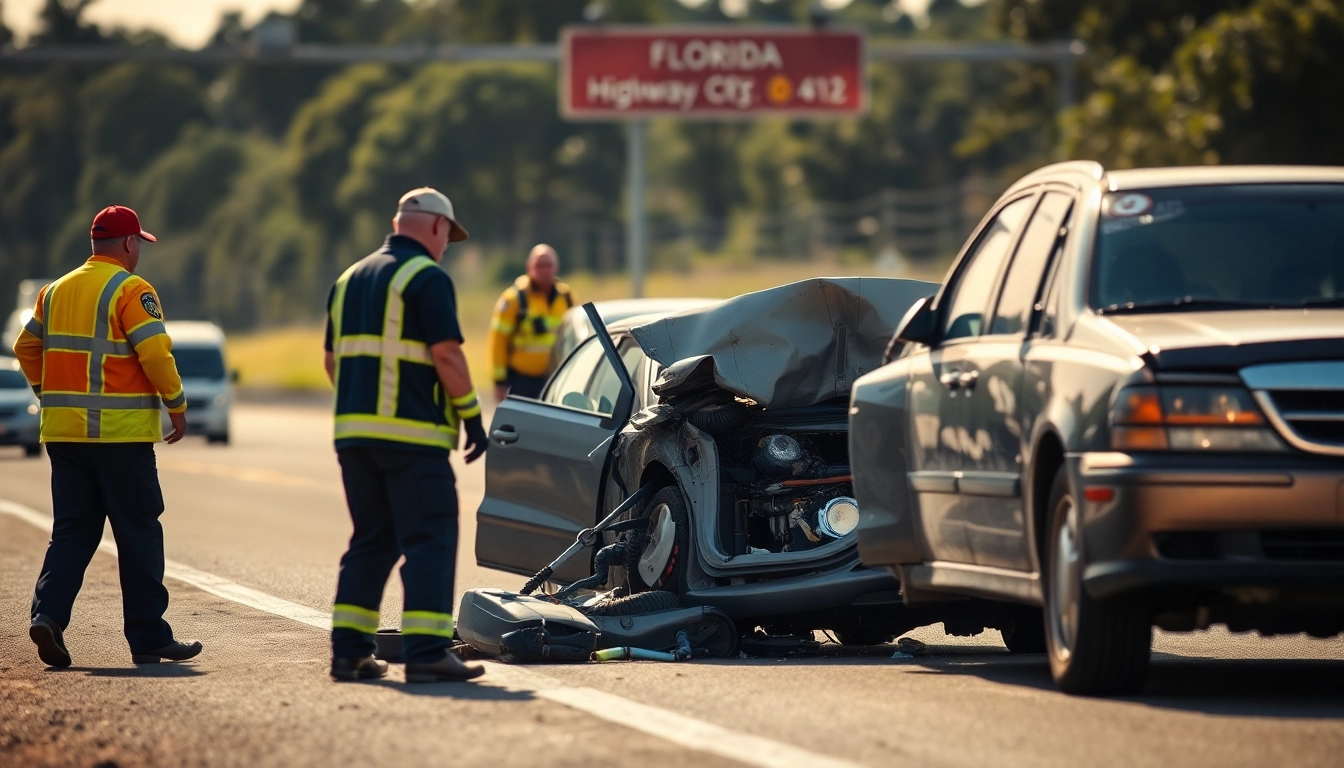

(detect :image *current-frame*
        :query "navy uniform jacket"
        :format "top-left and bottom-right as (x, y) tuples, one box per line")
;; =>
(324, 234), (463, 455)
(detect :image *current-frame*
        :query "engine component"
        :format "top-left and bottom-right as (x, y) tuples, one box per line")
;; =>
(754, 434), (806, 475)
(815, 497), (860, 539)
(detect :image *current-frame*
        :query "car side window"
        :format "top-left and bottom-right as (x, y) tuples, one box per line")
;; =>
(585, 342), (645, 416)
(543, 336), (605, 410)
(990, 192), (1074, 336)
(941, 196), (1034, 341)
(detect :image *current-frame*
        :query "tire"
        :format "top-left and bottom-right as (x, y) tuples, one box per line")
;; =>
(832, 629), (896, 646)
(207, 432), (230, 445)
(1000, 604), (1047, 654)
(623, 485), (691, 594)
(23, 443), (42, 458)
(1043, 466), (1152, 695)
(582, 590), (681, 617)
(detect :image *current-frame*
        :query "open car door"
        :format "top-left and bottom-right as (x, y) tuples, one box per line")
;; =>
(475, 304), (637, 583)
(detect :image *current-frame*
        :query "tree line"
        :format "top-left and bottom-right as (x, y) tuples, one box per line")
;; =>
(1, 0), (1340, 330)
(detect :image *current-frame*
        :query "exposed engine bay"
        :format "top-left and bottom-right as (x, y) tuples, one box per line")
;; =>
(721, 428), (857, 555)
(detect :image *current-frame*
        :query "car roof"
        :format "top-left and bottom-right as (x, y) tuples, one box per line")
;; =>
(165, 320), (226, 345)
(1105, 165), (1344, 191)
(606, 310), (690, 333)
(1005, 161), (1344, 196)
(566, 297), (718, 322)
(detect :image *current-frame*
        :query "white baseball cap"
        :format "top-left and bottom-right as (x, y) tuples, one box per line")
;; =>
(397, 187), (469, 242)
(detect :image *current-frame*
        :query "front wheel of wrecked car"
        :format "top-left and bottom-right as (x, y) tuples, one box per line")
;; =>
(624, 485), (692, 595)
(1043, 467), (1151, 696)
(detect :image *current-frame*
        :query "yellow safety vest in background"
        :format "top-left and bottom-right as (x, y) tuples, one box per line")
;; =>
(488, 275), (573, 382)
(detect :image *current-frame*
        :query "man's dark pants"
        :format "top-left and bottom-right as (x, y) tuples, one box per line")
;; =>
(506, 369), (547, 399)
(31, 442), (174, 654)
(332, 447), (459, 664)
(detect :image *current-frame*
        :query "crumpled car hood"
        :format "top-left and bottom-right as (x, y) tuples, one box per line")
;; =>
(630, 277), (938, 409)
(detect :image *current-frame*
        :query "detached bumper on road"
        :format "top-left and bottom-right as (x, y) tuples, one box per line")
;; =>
(1074, 453), (1344, 601)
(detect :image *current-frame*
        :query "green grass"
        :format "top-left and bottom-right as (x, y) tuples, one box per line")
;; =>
(228, 259), (943, 394)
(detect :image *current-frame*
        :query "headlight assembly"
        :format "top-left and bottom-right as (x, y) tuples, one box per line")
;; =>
(1110, 385), (1285, 452)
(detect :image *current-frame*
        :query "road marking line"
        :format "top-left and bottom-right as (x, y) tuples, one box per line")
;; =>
(0, 499), (332, 629)
(156, 458), (329, 490)
(0, 498), (869, 768)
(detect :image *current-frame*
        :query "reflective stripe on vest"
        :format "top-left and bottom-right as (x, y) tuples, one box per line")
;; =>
(331, 256), (459, 449)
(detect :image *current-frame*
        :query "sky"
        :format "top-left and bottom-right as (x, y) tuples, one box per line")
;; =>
(3, 0), (929, 49)
(4, 0), (304, 48)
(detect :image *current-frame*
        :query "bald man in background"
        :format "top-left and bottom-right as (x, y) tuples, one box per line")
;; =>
(488, 245), (574, 402)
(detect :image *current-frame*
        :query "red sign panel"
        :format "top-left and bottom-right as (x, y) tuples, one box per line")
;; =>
(562, 26), (867, 120)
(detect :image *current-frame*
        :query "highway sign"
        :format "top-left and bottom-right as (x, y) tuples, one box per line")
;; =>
(561, 26), (867, 120)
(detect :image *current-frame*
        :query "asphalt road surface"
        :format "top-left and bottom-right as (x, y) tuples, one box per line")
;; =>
(2, 403), (1342, 768)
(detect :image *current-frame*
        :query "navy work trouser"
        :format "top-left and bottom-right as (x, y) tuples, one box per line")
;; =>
(332, 447), (459, 664)
(32, 442), (174, 654)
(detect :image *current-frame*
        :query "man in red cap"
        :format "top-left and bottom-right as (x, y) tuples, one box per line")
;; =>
(12, 205), (201, 668)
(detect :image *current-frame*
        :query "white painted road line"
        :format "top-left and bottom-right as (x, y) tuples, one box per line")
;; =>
(156, 458), (329, 490)
(1, 497), (871, 768)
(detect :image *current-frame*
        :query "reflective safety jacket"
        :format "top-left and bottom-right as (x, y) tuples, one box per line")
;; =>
(488, 275), (574, 381)
(326, 235), (476, 454)
(11, 256), (186, 442)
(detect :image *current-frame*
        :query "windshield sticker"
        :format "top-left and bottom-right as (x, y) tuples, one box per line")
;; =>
(1100, 199), (1186, 235)
(1108, 193), (1152, 218)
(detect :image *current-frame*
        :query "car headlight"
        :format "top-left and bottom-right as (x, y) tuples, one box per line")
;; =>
(816, 497), (860, 538)
(27, 404), (39, 415)
(213, 394), (229, 408)
(1110, 385), (1285, 452)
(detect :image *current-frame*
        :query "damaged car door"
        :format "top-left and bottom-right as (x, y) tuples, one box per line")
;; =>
(476, 306), (638, 582)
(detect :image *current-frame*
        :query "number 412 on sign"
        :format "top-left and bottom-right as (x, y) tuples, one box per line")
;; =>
(797, 76), (848, 105)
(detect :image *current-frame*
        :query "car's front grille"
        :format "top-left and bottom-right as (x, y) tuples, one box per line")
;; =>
(1257, 390), (1344, 454)
(0, 407), (18, 418)
(1242, 362), (1344, 456)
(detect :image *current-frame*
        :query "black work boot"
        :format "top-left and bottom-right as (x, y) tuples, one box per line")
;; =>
(30, 614), (71, 668)
(404, 652), (485, 683)
(331, 655), (389, 682)
(132, 639), (203, 664)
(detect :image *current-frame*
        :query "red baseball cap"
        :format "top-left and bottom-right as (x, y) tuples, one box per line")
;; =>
(91, 205), (156, 242)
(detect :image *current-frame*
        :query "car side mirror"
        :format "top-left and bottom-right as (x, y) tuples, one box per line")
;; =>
(893, 296), (938, 347)
(229, 369), (241, 384)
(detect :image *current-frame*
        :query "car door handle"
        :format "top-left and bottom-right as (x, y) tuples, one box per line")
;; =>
(939, 371), (962, 390)
(958, 371), (979, 390)
(491, 427), (519, 445)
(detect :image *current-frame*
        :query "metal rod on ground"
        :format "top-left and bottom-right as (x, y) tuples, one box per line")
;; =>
(627, 119), (647, 299)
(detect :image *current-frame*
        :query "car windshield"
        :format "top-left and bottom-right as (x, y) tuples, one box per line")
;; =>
(1092, 184), (1344, 313)
(174, 346), (225, 380)
(0, 369), (29, 389)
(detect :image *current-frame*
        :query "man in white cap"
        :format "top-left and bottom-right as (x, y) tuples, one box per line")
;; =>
(321, 187), (487, 683)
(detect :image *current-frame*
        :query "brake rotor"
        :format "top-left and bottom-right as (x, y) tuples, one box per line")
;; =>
(637, 502), (676, 588)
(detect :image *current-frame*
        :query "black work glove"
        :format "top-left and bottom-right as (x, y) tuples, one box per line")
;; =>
(461, 414), (488, 464)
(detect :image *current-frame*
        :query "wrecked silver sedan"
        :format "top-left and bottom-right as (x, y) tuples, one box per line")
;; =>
(476, 277), (938, 641)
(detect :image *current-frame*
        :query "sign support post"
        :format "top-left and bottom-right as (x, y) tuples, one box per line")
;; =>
(626, 119), (647, 298)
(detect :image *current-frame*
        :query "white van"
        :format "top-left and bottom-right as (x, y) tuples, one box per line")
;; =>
(163, 321), (236, 444)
